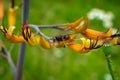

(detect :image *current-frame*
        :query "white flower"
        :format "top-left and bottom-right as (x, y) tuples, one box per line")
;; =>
(87, 8), (114, 28)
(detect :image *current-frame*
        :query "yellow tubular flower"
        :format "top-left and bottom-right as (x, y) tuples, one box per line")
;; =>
(5, 34), (24, 43)
(80, 38), (90, 48)
(25, 32), (37, 46)
(35, 35), (40, 44)
(68, 43), (89, 53)
(0, 3), (25, 43)
(67, 38), (91, 53)
(67, 38), (103, 53)
(39, 36), (51, 49)
(0, 26), (25, 43)
(8, 4), (18, 27)
(103, 34), (119, 45)
(81, 28), (113, 40)
(22, 22), (37, 46)
(111, 37), (118, 45)
(0, 0), (4, 21)
(75, 16), (89, 33)
(68, 17), (83, 28)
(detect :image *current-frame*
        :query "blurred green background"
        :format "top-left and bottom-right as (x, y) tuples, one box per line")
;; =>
(0, 0), (120, 80)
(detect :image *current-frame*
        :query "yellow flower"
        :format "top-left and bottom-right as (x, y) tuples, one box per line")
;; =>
(74, 16), (89, 33)
(103, 33), (119, 45)
(111, 37), (118, 45)
(67, 38), (103, 53)
(22, 21), (37, 46)
(0, 25), (25, 43)
(68, 17), (83, 28)
(0, 3), (24, 43)
(8, 5), (18, 27)
(66, 16), (89, 33)
(81, 28), (113, 40)
(22, 21), (51, 48)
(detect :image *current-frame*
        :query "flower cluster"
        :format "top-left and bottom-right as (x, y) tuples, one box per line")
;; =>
(0, 1), (120, 54)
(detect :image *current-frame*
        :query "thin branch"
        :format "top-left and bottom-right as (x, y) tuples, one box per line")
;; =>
(29, 24), (71, 42)
(9, 44), (14, 53)
(15, 0), (29, 80)
(38, 30), (51, 41)
(29, 24), (66, 30)
(29, 24), (52, 42)
(1, 44), (16, 77)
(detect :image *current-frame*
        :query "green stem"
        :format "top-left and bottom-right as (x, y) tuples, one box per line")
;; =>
(105, 55), (115, 80)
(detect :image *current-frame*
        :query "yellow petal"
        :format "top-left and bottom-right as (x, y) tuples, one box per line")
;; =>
(5, 33), (25, 43)
(68, 43), (90, 53)
(80, 38), (90, 48)
(0, 25), (25, 43)
(40, 36), (51, 49)
(7, 26), (15, 35)
(8, 7), (16, 27)
(69, 35), (76, 41)
(75, 16), (89, 33)
(68, 43), (84, 52)
(35, 35), (40, 44)
(0, 26), (6, 33)
(26, 33), (36, 46)
(111, 37), (118, 45)
(21, 21), (37, 46)
(68, 17), (83, 28)
(105, 28), (112, 36)
(82, 29), (104, 40)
